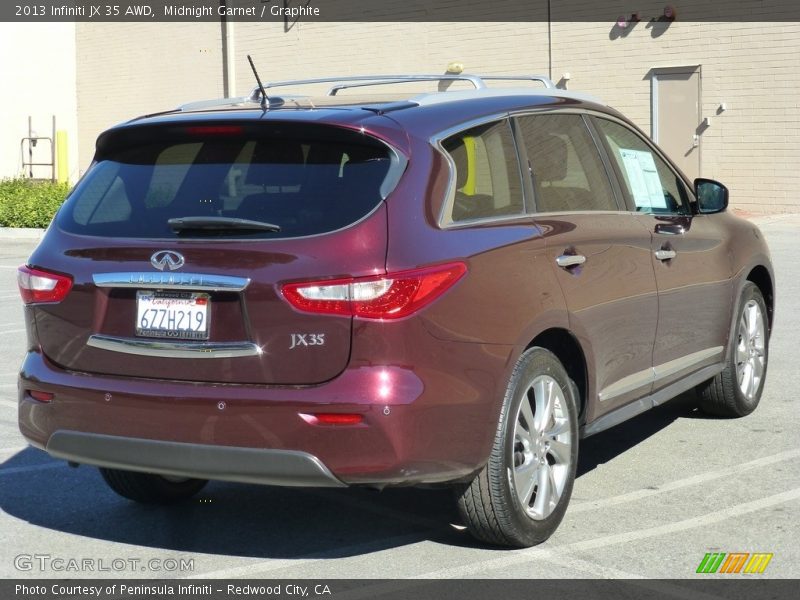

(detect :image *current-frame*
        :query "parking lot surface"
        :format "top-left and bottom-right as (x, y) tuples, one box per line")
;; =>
(1, 216), (798, 580)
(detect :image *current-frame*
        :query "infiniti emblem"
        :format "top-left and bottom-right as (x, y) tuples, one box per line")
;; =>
(150, 250), (185, 271)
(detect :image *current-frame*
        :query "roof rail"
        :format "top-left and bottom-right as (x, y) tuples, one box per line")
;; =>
(248, 74), (556, 100)
(177, 96), (252, 111)
(478, 75), (555, 88)
(176, 74), (568, 112)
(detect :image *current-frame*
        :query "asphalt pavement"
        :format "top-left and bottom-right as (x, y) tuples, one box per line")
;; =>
(0, 216), (798, 580)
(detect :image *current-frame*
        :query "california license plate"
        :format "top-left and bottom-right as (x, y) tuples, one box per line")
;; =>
(135, 291), (210, 340)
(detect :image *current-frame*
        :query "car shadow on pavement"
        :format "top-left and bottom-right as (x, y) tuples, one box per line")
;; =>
(1, 391), (706, 559)
(577, 390), (700, 477)
(0, 446), (467, 560)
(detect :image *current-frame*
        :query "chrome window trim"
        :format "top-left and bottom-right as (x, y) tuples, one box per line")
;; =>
(432, 107), (642, 227)
(432, 111), (534, 229)
(86, 335), (261, 359)
(93, 272), (251, 292)
(380, 144), (409, 200)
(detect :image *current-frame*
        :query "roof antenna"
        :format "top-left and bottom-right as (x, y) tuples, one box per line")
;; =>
(247, 54), (269, 111)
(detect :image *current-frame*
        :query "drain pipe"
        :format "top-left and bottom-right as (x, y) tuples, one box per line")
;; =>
(547, 0), (553, 80)
(221, 1), (236, 97)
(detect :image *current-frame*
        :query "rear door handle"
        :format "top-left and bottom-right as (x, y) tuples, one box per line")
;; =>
(556, 254), (586, 268)
(654, 223), (685, 236)
(654, 249), (677, 261)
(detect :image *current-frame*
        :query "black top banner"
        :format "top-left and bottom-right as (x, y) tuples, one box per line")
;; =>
(3, 0), (800, 22)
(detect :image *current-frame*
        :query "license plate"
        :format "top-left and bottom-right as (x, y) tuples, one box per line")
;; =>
(135, 291), (210, 340)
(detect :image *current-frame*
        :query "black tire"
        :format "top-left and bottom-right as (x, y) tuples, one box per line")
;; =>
(100, 468), (208, 504)
(697, 281), (769, 417)
(456, 347), (579, 547)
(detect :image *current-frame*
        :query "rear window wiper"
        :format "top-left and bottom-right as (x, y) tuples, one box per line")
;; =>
(167, 216), (281, 233)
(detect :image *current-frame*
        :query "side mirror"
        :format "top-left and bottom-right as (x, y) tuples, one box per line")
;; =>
(694, 178), (728, 214)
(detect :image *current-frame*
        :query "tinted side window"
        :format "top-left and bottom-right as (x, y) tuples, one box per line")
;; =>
(441, 120), (524, 223)
(517, 114), (617, 213)
(593, 118), (689, 214)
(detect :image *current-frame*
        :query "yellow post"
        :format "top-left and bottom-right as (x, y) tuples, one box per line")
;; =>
(462, 136), (476, 195)
(55, 130), (69, 184)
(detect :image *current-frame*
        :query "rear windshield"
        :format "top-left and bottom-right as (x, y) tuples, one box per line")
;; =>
(57, 123), (393, 239)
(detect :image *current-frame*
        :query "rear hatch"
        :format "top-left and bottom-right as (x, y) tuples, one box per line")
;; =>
(28, 118), (403, 385)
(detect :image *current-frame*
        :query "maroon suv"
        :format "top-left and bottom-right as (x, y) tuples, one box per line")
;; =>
(17, 74), (774, 547)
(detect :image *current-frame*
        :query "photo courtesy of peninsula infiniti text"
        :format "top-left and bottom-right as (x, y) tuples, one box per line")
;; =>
(16, 71), (774, 547)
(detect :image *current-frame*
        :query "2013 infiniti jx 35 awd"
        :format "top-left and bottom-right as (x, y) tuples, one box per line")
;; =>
(17, 73), (773, 547)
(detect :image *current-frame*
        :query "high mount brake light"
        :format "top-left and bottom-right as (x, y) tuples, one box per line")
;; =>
(184, 125), (244, 136)
(17, 266), (73, 305)
(280, 262), (467, 320)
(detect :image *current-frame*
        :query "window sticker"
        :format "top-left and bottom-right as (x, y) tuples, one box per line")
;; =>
(619, 148), (667, 209)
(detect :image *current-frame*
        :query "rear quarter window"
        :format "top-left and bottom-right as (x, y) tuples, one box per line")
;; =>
(440, 119), (524, 224)
(58, 123), (395, 239)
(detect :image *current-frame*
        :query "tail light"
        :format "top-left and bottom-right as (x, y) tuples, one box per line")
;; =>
(28, 390), (54, 403)
(17, 266), (73, 304)
(281, 262), (467, 320)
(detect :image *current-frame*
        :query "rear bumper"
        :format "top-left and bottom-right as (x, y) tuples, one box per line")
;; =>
(46, 430), (345, 487)
(18, 344), (513, 486)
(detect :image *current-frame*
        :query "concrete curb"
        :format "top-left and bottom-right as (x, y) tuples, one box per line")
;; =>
(0, 227), (45, 241)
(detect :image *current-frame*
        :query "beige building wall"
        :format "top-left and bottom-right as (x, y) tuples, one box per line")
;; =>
(71, 13), (800, 213)
(75, 22), (226, 173)
(0, 22), (79, 182)
(230, 22), (550, 96)
(550, 16), (800, 213)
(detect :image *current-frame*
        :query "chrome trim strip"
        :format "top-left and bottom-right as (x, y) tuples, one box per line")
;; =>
(653, 346), (723, 381)
(584, 362), (725, 438)
(599, 346), (724, 402)
(93, 272), (251, 292)
(87, 335), (261, 359)
(598, 368), (654, 402)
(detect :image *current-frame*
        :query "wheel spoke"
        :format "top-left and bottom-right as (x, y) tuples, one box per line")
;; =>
(547, 464), (561, 505)
(547, 438), (571, 464)
(519, 390), (536, 434)
(535, 379), (555, 433)
(736, 340), (748, 365)
(744, 361), (755, 398)
(531, 463), (551, 517)
(545, 418), (570, 439)
(747, 305), (759, 337)
(514, 461), (539, 507)
(531, 378), (547, 432)
(515, 418), (534, 447)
